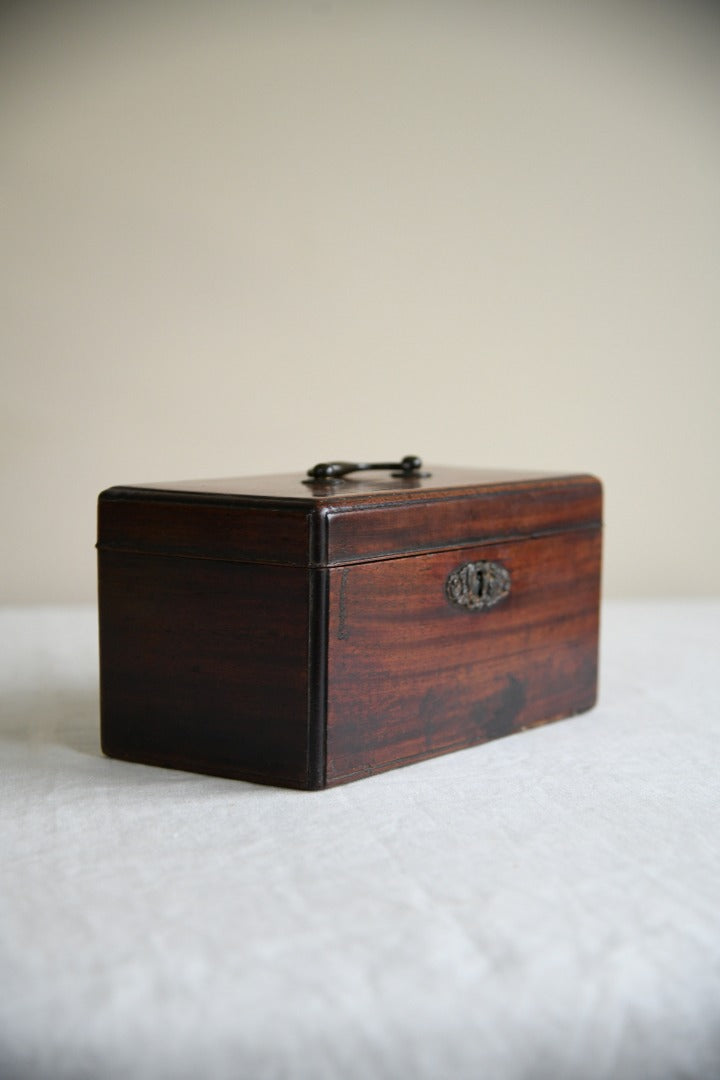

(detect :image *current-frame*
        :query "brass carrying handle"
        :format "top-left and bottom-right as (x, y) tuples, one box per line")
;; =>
(305, 455), (427, 482)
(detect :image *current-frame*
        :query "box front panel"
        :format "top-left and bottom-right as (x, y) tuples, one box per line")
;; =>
(325, 528), (601, 785)
(99, 551), (311, 787)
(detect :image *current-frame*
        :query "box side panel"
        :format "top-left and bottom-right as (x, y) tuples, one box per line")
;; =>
(325, 528), (601, 785)
(98, 492), (312, 566)
(99, 551), (312, 788)
(324, 476), (601, 564)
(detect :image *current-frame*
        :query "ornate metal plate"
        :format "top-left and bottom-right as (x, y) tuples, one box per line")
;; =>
(445, 560), (511, 612)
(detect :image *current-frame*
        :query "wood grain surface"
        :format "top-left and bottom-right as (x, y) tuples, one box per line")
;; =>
(99, 470), (601, 567)
(99, 550), (315, 788)
(325, 528), (601, 785)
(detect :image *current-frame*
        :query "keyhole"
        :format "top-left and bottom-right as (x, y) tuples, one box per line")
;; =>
(470, 566), (485, 598)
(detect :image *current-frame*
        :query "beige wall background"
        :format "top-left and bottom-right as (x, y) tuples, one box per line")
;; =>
(1, 1), (718, 603)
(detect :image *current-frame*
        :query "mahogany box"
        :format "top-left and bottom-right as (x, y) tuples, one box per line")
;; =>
(97, 456), (602, 789)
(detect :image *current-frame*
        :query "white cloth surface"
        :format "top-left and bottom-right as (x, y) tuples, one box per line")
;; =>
(1, 601), (719, 1080)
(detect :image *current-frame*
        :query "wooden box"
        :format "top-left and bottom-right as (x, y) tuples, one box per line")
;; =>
(97, 458), (602, 789)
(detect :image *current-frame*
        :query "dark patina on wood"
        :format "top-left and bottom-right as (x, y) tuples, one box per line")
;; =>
(97, 463), (602, 789)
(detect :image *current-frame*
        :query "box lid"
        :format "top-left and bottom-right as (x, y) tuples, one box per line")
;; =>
(97, 459), (602, 568)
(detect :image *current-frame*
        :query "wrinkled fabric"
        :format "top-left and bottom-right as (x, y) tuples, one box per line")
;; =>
(1, 602), (719, 1080)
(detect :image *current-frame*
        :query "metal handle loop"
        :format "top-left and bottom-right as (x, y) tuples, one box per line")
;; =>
(305, 455), (427, 482)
